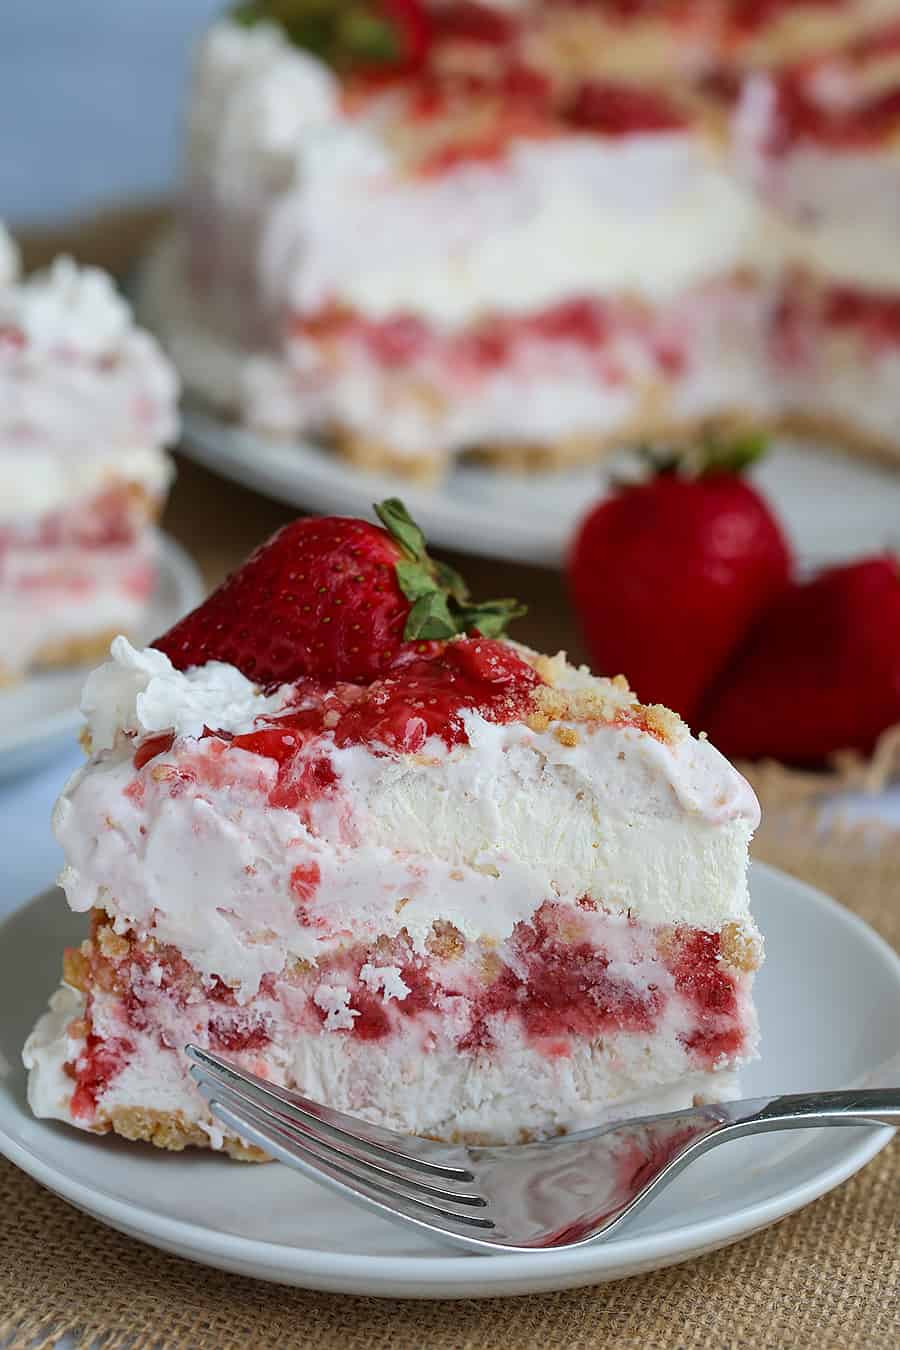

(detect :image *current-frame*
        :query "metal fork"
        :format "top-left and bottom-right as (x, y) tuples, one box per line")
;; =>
(186, 1046), (900, 1254)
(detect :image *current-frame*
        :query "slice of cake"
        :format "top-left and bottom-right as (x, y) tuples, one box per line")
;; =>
(0, 238), (178, 681)
(24, 502), (762, 1153)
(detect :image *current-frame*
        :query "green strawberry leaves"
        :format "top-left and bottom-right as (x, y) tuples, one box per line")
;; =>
(635, 428), (771, 480)
(232, 1), (401, 70)
(374, 498), (526, 641)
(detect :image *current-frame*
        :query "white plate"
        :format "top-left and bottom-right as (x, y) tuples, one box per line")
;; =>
(0, 533), (204, 782)
(182, 402), (900, 567)
(0, 864), (896, 1298)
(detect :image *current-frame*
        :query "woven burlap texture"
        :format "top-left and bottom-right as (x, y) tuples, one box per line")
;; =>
(1, 796), (898, 1350)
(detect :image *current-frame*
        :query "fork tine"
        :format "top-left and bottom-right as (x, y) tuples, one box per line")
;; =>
(192, 1071), (488, 1210)
(204, 1092), (497, 1237)
(186, 1045), (474, 1181)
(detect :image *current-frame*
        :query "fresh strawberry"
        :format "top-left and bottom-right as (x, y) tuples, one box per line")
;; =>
(567, 441), (791, 725)
(703, 556), (900, 763)
(379, 0), (432, 72)
(232, 2), (433, 76)
(153, 499), (523, 687)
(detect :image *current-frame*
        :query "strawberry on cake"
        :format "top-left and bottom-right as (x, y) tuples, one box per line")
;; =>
(24, 502), (763, 1153)
(1, 233), (178, 681)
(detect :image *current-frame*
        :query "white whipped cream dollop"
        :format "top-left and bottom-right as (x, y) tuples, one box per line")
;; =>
(0, 257), (132, 358)
(82, 637), (285, 750)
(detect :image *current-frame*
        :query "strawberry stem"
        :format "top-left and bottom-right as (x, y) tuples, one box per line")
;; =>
(374, 498), (526, 641)
(636, 428), (771, 480)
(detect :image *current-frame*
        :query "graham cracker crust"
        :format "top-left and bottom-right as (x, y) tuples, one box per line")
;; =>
(98, 1105), (269, 1162)
(332, 428), (448, 484)
(332, 408), (772, 482)
(778, 410), (900, 474)
(33, 628), (122, 672)
(0, 628), (121, 688)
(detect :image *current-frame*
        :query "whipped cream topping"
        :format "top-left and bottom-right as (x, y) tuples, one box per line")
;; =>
(0, 257), (133, 359)
(82, 637), (286, 750)
(0, 221), (20, 288)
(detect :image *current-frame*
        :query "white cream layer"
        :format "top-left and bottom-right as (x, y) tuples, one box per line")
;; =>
(54, 640), (759, 1000)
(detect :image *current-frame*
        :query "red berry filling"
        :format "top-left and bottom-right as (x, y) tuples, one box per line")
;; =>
(231, 638), (542, 764)
(68, 1031), (133, 1121)
(293, 298), (685, 382)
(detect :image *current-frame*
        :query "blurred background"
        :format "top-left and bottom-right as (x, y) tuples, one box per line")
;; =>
(2, 1), (225, 228)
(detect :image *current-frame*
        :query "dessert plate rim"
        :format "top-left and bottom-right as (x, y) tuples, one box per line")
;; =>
(0, 862), (897, 1298)
(180, 397), (900, 569)
(0, 531), (204, 781)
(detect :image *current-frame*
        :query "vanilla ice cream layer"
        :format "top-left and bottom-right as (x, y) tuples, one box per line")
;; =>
(24, 980), (748, 1145)
(53, 640), (759, 1000)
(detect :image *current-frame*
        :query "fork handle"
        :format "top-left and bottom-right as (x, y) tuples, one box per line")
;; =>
(738, 1089), (900, 1131)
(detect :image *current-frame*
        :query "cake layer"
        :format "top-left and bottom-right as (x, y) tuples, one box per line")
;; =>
(0, 502), (159, 679)
(149, 229), (773, 463)
(53, 638), (761, 1009)
(25, 889), (758, 1145)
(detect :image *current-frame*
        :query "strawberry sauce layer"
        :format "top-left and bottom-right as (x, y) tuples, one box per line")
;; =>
(775, 281), (900, 366)
(135, 639), (543, 777)
(293, 299), (687, 381)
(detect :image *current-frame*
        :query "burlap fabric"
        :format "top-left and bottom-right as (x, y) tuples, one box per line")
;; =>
(1, 222), (898, 1348)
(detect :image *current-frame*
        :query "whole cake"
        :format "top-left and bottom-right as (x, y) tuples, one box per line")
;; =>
(24, 503), (762, 1153)
(143, 1), (900, 478)
(0, 226), (178, 681)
